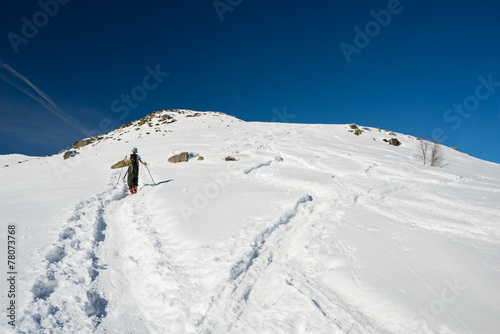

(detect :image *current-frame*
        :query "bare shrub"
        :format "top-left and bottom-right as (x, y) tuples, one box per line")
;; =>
(429, 137), (446, 167)
(415, 136), (446, 167)
(415, 136), (430, 165)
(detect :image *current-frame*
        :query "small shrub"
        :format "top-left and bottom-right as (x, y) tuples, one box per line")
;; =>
(415, 136), (446, 167)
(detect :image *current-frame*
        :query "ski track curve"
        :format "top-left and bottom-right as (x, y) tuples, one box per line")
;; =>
(221, 143), (396, 333)
(17, 176), (125, 334)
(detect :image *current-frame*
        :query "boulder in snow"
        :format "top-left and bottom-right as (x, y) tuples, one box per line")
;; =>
(168, 152), (191, 163)
(63, 151), (77, 160)
(72, 138), (94, 149)
(388, 138), (401, 146)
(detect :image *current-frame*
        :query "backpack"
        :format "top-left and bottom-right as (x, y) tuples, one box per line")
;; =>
(130, 153), (139, 171)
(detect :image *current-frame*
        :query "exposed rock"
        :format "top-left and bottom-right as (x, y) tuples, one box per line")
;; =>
(388, 138), (402, 146)
(186, 113), (201, 118)
(111, 160), (128, 169)
(63, 151), (77, 160)
(162, 119), (177, 125)
(349, 123), (358, 129)
(388, 132), (397, 136)
(168, 152), (191, 163)
(72, 138), (94, 149)
(353, 129), (363, 136)
(225, 156), (238, 161)
(451, 147), (459, 151)
(197, 156), (204, 161)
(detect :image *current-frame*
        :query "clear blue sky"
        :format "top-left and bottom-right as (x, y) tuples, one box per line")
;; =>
(1, 0), (499, 163)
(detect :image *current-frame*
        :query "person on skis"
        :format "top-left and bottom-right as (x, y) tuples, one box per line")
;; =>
(124, 147), (147, 194)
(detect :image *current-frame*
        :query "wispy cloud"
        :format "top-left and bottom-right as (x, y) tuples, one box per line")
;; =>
(0, 60), (86, 134)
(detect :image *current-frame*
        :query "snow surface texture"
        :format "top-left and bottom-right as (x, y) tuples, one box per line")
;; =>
(1, 110), (499, 334)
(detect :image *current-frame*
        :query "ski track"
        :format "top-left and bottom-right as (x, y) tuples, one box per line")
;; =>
(99, 174), (225, 333)
(223, 145), (393, 333)
(243, 156), (283, 175)
(199, 195), (314, 333)
(196, 142), (368, 333)
(18, 177), (126, 333)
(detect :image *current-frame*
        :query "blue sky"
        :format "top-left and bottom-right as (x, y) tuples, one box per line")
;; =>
(1, 0), (499, 163)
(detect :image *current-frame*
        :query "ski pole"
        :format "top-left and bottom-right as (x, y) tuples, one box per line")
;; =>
(123, 169), (128, 180)
(117, 167), (123, 184)
(145, 164), (155, 185)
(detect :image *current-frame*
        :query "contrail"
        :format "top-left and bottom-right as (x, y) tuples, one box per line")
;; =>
(0, 60), (88, 134)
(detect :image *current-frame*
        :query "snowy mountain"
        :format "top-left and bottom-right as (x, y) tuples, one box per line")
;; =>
(1, 109), (499, 334)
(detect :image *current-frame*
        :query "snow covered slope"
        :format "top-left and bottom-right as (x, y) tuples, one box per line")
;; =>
(1, 109), (499, 334)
